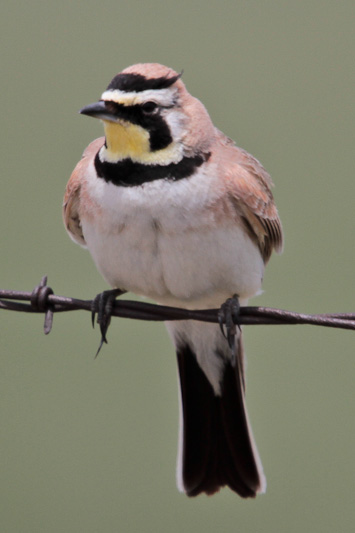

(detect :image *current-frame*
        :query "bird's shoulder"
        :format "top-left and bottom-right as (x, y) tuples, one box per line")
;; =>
(212, 130), (284, 262)
(63, 137), (105, 245)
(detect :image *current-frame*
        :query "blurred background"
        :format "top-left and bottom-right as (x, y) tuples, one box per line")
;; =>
(1, 1), (354, 531)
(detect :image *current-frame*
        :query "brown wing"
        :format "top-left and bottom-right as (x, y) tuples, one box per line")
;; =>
(63, 137), (105, 246)
(220, 139), (283, 263)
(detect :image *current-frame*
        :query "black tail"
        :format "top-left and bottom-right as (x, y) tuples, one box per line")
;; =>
(176, 337), (265, 497)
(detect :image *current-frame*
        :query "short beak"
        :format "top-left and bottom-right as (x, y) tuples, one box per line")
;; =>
(79, 101), (117, 123)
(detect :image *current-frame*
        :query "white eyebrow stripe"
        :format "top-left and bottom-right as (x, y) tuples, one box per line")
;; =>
(101, 88), (175, 107)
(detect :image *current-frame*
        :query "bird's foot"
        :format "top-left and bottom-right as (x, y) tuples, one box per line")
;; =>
(91, 288), (126, 357)
(218, 294), (240, 366)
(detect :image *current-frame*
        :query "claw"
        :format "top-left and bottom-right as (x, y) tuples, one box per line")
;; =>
(90, 288), (126, 356)
(218, 308), (228, 339)
(218, 294), (240, 366)
(94, 337), (105, 359)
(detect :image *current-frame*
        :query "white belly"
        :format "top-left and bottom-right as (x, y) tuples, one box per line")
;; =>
(81, 166), (264, 308)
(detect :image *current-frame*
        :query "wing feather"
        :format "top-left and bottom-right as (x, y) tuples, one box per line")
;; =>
(218, 139), (283, 262)
(63, 137), (105, 246)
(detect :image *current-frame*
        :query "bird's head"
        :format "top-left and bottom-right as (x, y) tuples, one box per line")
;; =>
(80, 63), (215, 165)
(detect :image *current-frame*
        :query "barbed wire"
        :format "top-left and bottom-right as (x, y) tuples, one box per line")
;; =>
(0, 276), (354, 336)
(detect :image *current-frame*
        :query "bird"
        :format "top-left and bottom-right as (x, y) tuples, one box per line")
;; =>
(63, 63), (283, 498)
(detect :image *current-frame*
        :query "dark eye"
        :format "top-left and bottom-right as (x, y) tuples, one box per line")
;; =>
(141, 101), (158, 113)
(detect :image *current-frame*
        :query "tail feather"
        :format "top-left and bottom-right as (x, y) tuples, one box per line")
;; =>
(176, 334), (265, 498)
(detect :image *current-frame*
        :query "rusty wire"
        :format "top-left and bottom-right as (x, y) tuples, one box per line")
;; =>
(0, 276), (354, 335)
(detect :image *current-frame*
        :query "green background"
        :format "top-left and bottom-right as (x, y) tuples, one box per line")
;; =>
(1, 1), (354, 531)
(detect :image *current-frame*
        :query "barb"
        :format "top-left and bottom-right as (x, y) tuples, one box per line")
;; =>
(0, 276), (354, 333)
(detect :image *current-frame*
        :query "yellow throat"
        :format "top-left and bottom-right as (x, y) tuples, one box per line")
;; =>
(103, 120), (150, 161)
(101, 119), (182, 165)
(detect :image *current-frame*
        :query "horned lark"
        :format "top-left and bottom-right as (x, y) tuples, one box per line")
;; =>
(63, 63), (283, 498)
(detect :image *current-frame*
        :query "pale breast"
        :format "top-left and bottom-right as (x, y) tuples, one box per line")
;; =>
(80, 162), (264, 306)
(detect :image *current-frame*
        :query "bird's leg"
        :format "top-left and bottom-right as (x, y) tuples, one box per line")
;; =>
(218, 294), (240, 366)
(91, 288), (126, 357)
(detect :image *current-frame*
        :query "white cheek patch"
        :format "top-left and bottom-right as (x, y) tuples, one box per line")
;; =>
(164, 110), (186, 143)
(101, 88), (177, 107)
